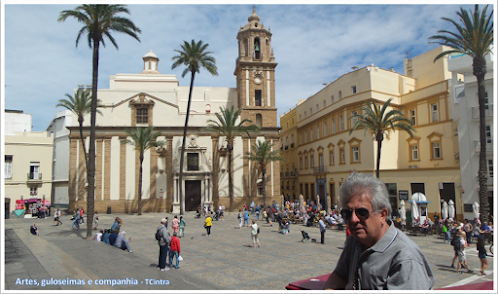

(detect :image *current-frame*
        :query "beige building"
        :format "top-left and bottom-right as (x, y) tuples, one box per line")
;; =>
(280, 46), (462, 221)
(4, 110), (54, 217)
(66, 8), (280, 213)
(279, 103), (302, 201)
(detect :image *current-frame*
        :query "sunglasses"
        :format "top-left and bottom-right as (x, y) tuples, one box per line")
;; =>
(341, 208), (374, 221)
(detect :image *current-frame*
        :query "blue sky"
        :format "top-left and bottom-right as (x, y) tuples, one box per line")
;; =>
(1, 1), (486, 131)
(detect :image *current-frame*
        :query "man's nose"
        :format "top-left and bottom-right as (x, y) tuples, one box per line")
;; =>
(350, 210), (360, 222)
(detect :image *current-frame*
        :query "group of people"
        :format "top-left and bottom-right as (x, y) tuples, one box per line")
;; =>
(157, 218), (182, 271)
(93, 217), (132, 253)
(27, 202), (50, 219)
(71, 207), (99, 230)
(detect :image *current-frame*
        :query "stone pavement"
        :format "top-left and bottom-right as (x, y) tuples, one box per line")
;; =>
(4, 211), (495, 290)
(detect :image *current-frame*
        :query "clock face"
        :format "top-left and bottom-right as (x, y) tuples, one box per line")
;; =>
(254, 75), (262, 85)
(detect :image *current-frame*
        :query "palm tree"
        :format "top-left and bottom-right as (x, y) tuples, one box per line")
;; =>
(244, 140), (284, 208)
(171, 40), (218, 215)
(350, 98), (415, 178)
(429, 4), (493, 223)
(122, 127), (165, 215)
(203, 106), (260, 212)
(56, 88), (104, 168)
(58, 4), (141, 239)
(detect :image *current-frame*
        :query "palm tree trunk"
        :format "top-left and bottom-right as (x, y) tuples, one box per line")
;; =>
(375, 134), (383, 178)
(262, 167), (267, 208)
(86, 39), (100, 239)
(138, 153), (143, 215)
(474, 57), (490, 223)
(178, 71), (196, 215)
(78, 118), (88, 168)
(228, 144), (234, 212)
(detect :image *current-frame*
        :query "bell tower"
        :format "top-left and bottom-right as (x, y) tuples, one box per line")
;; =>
(234, 6), (277, 128)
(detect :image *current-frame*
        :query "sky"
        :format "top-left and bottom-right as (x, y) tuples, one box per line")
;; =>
(1, 1), (489, 131)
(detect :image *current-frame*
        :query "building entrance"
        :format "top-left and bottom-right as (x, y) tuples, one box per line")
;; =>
(185, 180), (201, 211)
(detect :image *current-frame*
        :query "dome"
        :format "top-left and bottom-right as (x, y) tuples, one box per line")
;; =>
(248, 6), (261, 22)
(143, 49), (158, 59)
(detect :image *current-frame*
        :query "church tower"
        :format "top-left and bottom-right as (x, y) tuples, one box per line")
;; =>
(234, 6), (277, 127)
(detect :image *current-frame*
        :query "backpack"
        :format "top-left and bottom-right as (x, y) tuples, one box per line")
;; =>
(155, 228), (162, 241)
(453, 238), (462, 251)
(237, 213), (241, 219)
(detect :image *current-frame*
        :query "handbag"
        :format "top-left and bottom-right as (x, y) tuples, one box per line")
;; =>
(178, 255), (183, 261)
(204, 224), (207, 228)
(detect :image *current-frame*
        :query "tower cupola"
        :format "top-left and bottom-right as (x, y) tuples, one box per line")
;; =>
(141, 50), (160, 74)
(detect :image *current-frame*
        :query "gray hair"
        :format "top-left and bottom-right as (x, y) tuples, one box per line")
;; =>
(339, 171), (392, 216)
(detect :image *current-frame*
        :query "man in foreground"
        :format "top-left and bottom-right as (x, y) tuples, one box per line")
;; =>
(324, 172), (435, 290)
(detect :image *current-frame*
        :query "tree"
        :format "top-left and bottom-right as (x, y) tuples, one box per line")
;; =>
(171, 40), (218, 215)
(58, 4), (141, 239)
(203, 106), (260, 212)
(121, 127), (165, 215)
(350, 98), (415, 178)
(244, 140), (284, 208)
(56, 88), (104, 168)
(429, 4), (493, 223)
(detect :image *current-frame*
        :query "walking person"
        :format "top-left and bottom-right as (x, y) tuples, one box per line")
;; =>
(244, 209), (250, 227)
(205, 213), (212, 236)
(79, 207), (85, 224)
(179, 216), (186, 238)
(251, 220), (261, 248)
(172, 215), (180, 234)
(169, 232), (181, 269)
(157, 218), (170, 272)
(93, 211), (99, 230)
(319, 215), (327, 244)
(456, 231), (473, 274)
(71, 210), (80, 230)
(477, 236), (488, 275)
(238, 209), (243, 229)
(53, 209), (62, 226)
(464, 219), (473, 244)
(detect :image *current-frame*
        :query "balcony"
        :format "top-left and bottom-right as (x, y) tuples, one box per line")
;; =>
(285, 172), (289, 177)
(472, 104), (493, 119)
(290, 171), (295, 177)
(27, 173), (42, 182)
(285, 145), (289, 150)
(474, 140), (493, 153)
(313, 166), (327, 174)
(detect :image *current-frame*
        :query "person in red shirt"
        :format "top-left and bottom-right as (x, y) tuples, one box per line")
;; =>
(169, 232), (181, 269)
(79, 207), (85, 224)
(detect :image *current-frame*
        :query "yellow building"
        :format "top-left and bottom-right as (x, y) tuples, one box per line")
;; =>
(279, 103), (302, 201)
(280, 46), (462, 220)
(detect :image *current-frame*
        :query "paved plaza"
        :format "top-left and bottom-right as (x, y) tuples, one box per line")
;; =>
(4, 211), (495, 290)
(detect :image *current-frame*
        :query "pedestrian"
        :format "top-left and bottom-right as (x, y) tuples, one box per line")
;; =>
(476, 236), (488, 275)
(442, 221), (450, 243)
(251, 220), (260, 248)
(157, 218), (170, 272)
(53, 209), (62, 226)
(323, 172), (435, 290)
(164, 217), (169, 230)
(93, 211), (99, 230)
(169, 232), (181, 269)
(179, 216), (186, 238)
(319, 215), (326, 244)
(450, 226), (462, 268)
(114, 231), (132, 253)
(30, 224), (39, 236)
(79, 207), (85, 224)
(464, 219), (473, 244)
(71, 210), (80, 230)
(172, 215), (180, 233)
(205, 213), (212, 236)
(244, 209), (250, 227)
(238, 209), (243, 229)
(456, 231), (473, 274)
(263, 209), (269, 223)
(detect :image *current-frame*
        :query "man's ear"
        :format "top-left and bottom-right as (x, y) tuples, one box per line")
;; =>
(380, 208), (389, 222)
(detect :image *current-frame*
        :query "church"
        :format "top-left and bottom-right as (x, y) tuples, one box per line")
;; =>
(65, 8), (281, 213)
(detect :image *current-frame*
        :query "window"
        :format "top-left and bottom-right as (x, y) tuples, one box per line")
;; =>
(331, 95), (335, 103)
(291, 134), (294, 148)
(316, 104), (319, 112)
(486, 125), (492, 143)
(310, 129), (313, 141)
(305, 156), (308, 169)
(352, 85), (357, 94)
(300, 134), (303, 144)
(323, 100), (326, 108)
(432, 142), (441, 159)
(310, 155), (314, 168)
(330, 151), (334, 165)
(256, 114), (262, 128)
(488, 159), (493, 178)
(310, 108), (313, 115)
(304, 111), (307, 117)
(332, 119), (336, 133)
(407, 109), (415, 125)
(339, 91), (342, 100)
(30, 186), (38, 196)
(319, 154), (324, 168)
(299, 157), (303, 169)
(324, 122), (328, 136)
(340, 115), (344, 131)
(317, 126), (320, 139)
(411, 145), (419, 160)
(431, 103), (438, 122)
(351, 111), (358, 126)
(255, 90), (262, 106)
(136, 108), (149, 124)
(352, 146), (360, 162)
(286, 122), (289, 129)
(29, 162), (40, 180)
(5, 155), (12, 179)
(340, 148), (345, 164)
(187, 153), (199, 171)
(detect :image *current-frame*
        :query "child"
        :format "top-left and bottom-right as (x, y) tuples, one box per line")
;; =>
(477, 237), (488, 275)
(93, 211), (99, 230)
(30, 224), (39, 236)
(456, 231), (473, 274)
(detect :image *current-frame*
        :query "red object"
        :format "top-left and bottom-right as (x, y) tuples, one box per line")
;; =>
(170, 236), (181, 253)
(346, 225), (351, 237)
(286, 274), (493, 290)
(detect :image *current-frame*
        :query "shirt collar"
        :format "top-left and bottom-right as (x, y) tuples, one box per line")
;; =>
(368, 221), (397, 253)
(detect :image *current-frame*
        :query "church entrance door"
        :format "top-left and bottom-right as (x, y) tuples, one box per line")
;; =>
(185, 180), (201, 211)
